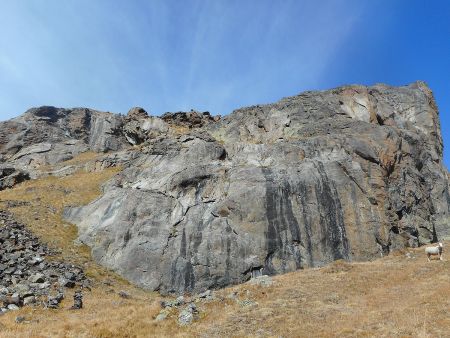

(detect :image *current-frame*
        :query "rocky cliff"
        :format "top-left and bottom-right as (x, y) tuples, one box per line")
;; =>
(1, 81), (449, 295)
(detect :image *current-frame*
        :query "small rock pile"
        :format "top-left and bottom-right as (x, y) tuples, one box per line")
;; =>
(157, 296), (200, 326)
(178, 303), (199, 326)
(155, 288), (233, 326)
(248, 275), (274, 287)
(156, 291), (219, 325)
(0, 210), (88, 314)
(155, 281), (272, 325)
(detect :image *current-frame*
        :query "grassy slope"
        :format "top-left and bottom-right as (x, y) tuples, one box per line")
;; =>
(0, 154), (449, 338)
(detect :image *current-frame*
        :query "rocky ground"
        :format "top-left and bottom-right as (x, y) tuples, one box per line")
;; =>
(0, 243), (448, 337)
(0, 211), (88, 314)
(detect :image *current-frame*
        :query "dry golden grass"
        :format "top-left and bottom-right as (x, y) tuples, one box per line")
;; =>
(0, 153), (449, 337)
(58, 151), (102, 167)
(0, 153), (126, 284)
(37, 151), (101, 173)
(169, 125), (191, 135)
(0, 245), (448, 338)
(0, 166), (119, 268)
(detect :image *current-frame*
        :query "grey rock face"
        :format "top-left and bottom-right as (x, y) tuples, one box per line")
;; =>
(1, 82), (448, 295)
(62, 81), (450, 295)
(248, 275), (273, 287)
(0, 106), (128, 181)
(123, 113), (169, 146)
(11, 143), (53, 160)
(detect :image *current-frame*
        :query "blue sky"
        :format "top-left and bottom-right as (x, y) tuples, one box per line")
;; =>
(0, 0), (449, 168)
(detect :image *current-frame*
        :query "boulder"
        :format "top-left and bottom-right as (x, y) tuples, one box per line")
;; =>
(7, 304), (19, 311)
(11, 143), (52, 160)
(248, 275), (273, 287)
(155, 309), (169, 321)
(28, 273), (45, 283)
(47, 291), (64, 309)
(118, 291), (131, 299)
(177, 303), (198, 326)
(70, 291), (83, 310)
(23, 296), (35, 305)
(127, 107), (149, 120)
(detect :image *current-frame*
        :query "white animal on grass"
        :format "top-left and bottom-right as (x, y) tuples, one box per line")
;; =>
(425, 242), (443, 261)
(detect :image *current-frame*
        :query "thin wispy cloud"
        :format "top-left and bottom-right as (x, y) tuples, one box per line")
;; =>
(0, 0), (449, 168)
(0, 0), (366, 118)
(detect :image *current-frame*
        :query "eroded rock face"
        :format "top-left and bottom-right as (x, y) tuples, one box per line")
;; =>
(0, 107), (129, 181)
(61, 81), (450, 294)
(123, 107), (168, 146)
(0, 107), (127, 156)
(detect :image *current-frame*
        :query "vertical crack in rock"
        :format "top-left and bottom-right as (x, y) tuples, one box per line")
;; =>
(314, 162), (350, 260)
(262, 168), (303, 274)
(170, 228), (195, 293)
(296, 182), (314, 266)
(445, 186), (450, 213)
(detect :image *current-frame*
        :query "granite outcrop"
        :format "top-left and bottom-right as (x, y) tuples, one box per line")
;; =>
(1, 81), (449, 295)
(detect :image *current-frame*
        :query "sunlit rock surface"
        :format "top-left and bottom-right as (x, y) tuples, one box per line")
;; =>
(1, 81), (449, 294)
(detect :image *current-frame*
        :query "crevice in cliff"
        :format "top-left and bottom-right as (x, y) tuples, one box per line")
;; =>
(395, 210), (403, 221)
(225, 219), (238, 235)
(390, 226), (400, 234)
(262, 168), (303, 273)
(337, 162), (367, 194)
(297, 182), (314, 266)
(314, 162), (350, 261)
(375, 113), (385, 126)
(218, 148), (227, 161)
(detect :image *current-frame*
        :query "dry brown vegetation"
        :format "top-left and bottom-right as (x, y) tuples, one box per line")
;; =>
(0, 154), (449, 337)
(0, 245), (448, 338)
(0, 162), (120, 272)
